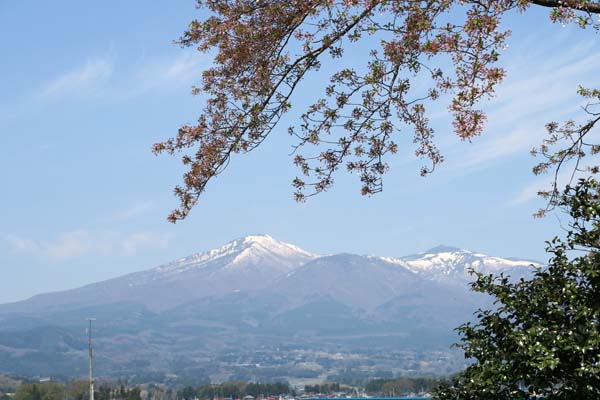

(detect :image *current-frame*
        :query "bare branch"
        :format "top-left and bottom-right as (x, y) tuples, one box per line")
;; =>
(530, 0), (600, 14)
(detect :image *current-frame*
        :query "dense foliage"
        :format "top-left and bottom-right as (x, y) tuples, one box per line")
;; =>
(365, 377), (446, 396)
(304, 382), (341, 394)
(0, 374), (22, 395)
(434, 178), (600, 399)
(14, 383), (65, 400)
(154, 0), (600, 222)
(10, 381), (142, 400)
(192, 381), (292, 399)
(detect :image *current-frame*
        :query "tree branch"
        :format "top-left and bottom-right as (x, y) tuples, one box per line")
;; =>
(530, 0), (600, 14)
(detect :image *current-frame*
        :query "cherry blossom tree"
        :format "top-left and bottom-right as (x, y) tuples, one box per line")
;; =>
(153, 0), (600, 222)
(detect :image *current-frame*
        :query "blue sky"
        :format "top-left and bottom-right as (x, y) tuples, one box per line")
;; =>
(1, 1), (598, 303)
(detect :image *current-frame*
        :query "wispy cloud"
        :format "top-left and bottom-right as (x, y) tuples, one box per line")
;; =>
(2, 235), (38, 253)
(121, 232), (169, 256)
(45, 230), (95, 260)
(452, 124), (539, 170)
(512, 174), (564, 206)
(163, 53), (203, 84)
(444, 45), (600, 171)
(22, 50), (205, 108)
(1, 231), (93, 261)
(103, 201), (157, 223)
(37, 58), (113, 100)
(2, 229), (169, 262)
(512, 154), (600, 205)
(130, 52), (205, 96)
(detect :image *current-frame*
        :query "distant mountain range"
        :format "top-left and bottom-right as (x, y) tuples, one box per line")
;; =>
(0, 235), (540, 382)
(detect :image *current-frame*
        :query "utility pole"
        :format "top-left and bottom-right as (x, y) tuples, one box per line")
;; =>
(87, 318), (96, 400)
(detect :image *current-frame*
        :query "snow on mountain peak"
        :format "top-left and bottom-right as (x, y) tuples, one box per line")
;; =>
(128, 236), (538, 289)
(227, 234), (316, 266)
(397, 245), (539, 281)
(423, 245), (466, 254)
(150, 234), (316, 278)
(241, 234), (276, 245)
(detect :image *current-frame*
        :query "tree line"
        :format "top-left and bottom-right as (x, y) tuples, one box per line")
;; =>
(10, 381), (141, 400)
(303, 382), (341, 394)
(181, 382), (292, 400)
(365, 377), (445, 396)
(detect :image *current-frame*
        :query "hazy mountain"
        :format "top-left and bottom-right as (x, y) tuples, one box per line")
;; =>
(0, 235), (539, 380)
(382, 245), (536, 284)
(274, 253), (470, 311)
(0, 235), (316, 313)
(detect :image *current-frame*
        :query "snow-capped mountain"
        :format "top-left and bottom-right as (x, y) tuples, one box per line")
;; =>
(0, 237), (538, 314)
(382, 245), (538, 284)
(130, 234), (316, 284)
(274, 253), (425, 310)
(0, 235), (541, 378)
(0, 234), (317, 313)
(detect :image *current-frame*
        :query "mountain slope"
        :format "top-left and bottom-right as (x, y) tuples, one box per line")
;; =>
(381, 245), (538, 284)
(275, 253), (429, 310)
(0, 236), (540, 379)
(0, 235), (316, 313)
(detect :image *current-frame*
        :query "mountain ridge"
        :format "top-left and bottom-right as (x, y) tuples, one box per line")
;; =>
(1, 235), (540, 311)
(0, 234), (542, 379)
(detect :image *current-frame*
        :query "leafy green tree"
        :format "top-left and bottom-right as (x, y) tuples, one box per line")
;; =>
(195, 381), (290, 399)
(28, 384), (41, 400)
(304, 383), (340, 394)
(365, 377), (443, 396)
(125, 387), (141, 400)
(67, 380), (89, 400)
(96, 385), (112, 400)
(382, 378), (415, 396)
(14, 383), (65, 400)
(178, 386), (196, 400)
(434, 178), (600, 399)
(0, 374), (22, 394)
